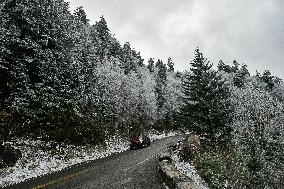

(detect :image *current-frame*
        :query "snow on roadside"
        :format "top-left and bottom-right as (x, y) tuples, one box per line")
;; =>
(0, 130), (179, 187)
(148, 130), (179, 141)
(171, 146), (208, 189)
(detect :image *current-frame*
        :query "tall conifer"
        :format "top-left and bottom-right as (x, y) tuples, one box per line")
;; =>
(181, 48), (233, 146)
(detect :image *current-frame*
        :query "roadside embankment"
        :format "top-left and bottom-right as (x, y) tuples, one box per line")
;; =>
(158, 139), (207, 189)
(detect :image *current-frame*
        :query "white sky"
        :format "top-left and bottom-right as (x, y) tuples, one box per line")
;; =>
(66, 0), (284, 79)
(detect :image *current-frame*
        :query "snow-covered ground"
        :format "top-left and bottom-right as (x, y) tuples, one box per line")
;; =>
(171, 145), (208, 189)
(0, 130), (179, 187)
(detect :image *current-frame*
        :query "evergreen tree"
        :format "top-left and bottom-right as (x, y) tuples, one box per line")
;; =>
(89, 16), (122, 62)
(147, 58), (155, 73)
(94, 16), (110, 42)
(74, 6), (89, 25)
(233, 64), (250, 88)
(180, 48), (233, 146)
(120, 42), (137, 74)
(231, 60), (240, 73)
(217, 60), (232, 73)
(155, 59), (167, 110)
(0, 0), (75, 135)
(260, 70), (276, 91)
(155, 59), (167, 85)
(167, 57), (174, 72)
(119, 42), (144, 74)
(135, 51), (144, 67)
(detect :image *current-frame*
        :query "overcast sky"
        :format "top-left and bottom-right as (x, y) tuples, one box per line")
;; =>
(66, 0), (284, 79)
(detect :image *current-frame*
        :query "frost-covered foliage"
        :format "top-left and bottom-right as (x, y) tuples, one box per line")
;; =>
(216, 62), (284, 188)
(89, 59), (158, 131)
(163, 71), (183, 127)
(229, 77), (284, 189)
(0, 0), (182, 143)
(147, 58), (183, 130)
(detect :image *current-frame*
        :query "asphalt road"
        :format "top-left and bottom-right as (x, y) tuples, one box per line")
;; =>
(5, 135), (184, 189)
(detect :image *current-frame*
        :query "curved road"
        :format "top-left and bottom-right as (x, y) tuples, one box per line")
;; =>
(6, 135), (184, 189)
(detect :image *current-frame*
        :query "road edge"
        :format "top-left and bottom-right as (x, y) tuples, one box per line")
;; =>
(158, 143), (201, 189)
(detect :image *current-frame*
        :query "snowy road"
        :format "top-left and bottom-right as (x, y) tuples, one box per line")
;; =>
(5, 135), (184, 189)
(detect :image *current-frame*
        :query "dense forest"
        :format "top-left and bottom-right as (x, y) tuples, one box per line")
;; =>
(0, 0), (183, 145)
(0, 0), (283, 188)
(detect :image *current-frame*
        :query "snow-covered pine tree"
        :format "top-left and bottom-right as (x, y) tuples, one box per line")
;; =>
(147, 58), (155, 73)
(260, 70), (277, 91)
(120, 42), (142, 74)
(233, 64), (250, 88)
(180, 48), (233, 146)
(90, 16), (122, 61)
(155, 59), (167, 111)
(74, 6), (89, 25)
(167, 57), (174, 72)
